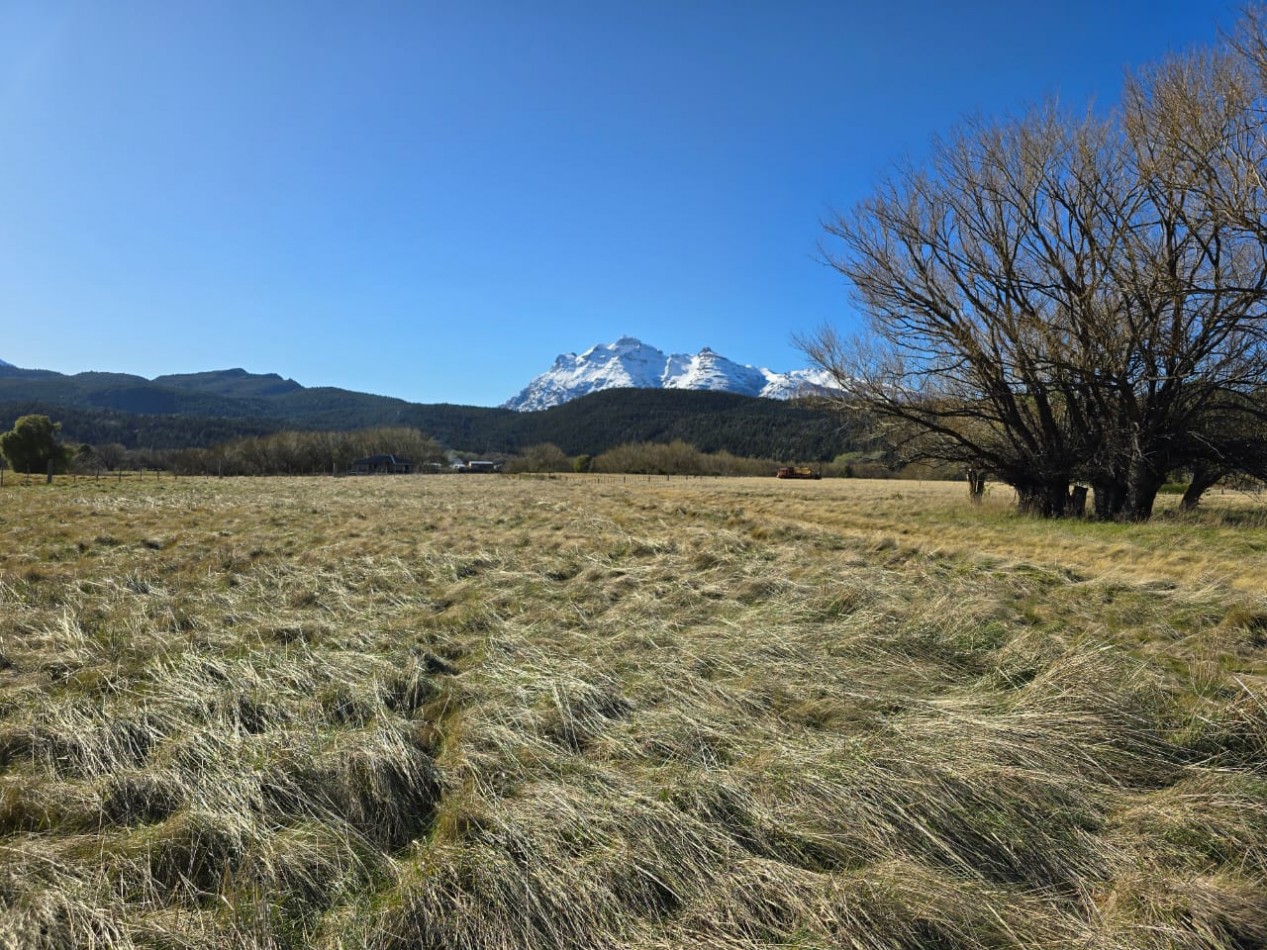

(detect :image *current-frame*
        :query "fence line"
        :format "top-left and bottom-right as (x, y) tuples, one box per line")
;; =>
(0, 469), (172, 487)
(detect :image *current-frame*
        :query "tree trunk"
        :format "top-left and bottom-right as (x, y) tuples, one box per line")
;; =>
(1069, 485), (1088, 518)
(1016, 481), (1071, 517)
(966, 468), (986, 504)
(1180, 464), (1221, 511)
(1092, 478), (1127, 520)
(1123, 461), (1165, 521)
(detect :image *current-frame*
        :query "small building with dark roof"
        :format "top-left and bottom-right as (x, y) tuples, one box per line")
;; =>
(351, 454), (414, 474)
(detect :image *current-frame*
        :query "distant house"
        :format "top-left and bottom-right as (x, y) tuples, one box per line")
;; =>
(351, 454), (414, 474)
(451, 459), (502, 473)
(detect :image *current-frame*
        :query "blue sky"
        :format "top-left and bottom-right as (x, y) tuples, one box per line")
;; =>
(0, 0), (1241, 407)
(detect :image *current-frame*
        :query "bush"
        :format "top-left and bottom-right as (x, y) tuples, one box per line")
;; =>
(0, 415), (71, 475)
(504, 444), (572, 474)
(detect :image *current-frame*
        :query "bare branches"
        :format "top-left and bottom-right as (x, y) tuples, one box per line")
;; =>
(806, 15), (1267, 518)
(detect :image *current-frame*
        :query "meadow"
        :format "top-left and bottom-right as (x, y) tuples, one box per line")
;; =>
(1, 474), (1265, 949)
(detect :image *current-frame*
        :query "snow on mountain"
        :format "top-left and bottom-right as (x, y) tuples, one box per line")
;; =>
(662, 347), (768, 395)
(757, 367), (839, 401)
(504, 338), (836, 411)
(506, 337), (668, 411)
(0, 358), (12, 368)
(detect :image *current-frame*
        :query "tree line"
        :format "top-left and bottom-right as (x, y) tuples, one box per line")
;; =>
(0, 386), (859, 462)
(0, 418), (448, 478)
(164, 428), (446, 476)
(1, 411), (854, 481)
(503, 440), (845, 478)
(804, 9), (1267, 519)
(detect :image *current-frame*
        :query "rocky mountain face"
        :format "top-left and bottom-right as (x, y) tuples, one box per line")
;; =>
(504, 337), (834, 411)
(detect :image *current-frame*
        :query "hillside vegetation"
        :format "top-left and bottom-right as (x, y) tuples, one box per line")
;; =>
(0, 365), (855, 459)
(0, 476), (1264, 948)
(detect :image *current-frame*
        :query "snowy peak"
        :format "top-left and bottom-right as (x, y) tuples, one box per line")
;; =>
(504, 338), (676, 411)
(758, 367), (838, 400)
(504, 339), (834, 411)
(662, 347), (768, 396)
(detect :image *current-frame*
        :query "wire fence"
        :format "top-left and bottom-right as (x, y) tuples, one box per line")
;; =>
(0, 468), (172, 487)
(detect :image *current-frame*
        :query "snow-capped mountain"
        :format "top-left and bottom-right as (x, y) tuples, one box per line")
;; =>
(662, 347), (768, 394)
(504, 337), (837, 411)
(0, 358), (12, 368)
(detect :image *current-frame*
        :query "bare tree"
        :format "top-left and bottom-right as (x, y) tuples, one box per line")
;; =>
(803, 107), (1129, 516)
(1113, 31), (1267, 515)
(805, 15), (1267, 519)
(92, 442), (129, 472)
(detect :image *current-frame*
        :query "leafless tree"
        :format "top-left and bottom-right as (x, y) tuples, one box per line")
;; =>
(803, 107), (1128, 516)
(804, 14), (1267, 519)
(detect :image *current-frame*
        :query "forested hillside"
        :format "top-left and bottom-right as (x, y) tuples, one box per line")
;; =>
(0, 366), (856, 460)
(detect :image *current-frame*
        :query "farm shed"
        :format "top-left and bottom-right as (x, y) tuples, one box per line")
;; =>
(351, 454), (414, 474)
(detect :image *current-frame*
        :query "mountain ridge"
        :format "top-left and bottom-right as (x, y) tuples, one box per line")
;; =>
(504, 338), (834, 411)
(0, 362), (853, 460)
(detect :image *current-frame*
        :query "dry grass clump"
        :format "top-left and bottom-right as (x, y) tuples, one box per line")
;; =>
(0, 475), (1264, 947)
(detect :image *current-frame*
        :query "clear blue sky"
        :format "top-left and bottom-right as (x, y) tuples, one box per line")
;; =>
(0, 0), (1241, 407)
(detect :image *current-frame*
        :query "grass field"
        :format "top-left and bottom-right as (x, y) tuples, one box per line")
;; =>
(1, 474), (1265, 948)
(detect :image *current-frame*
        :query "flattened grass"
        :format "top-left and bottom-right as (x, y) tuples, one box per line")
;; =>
(0, 475), (1264, 948)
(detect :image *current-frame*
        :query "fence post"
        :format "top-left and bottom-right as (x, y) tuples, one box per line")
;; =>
(47, 460), (54, 484)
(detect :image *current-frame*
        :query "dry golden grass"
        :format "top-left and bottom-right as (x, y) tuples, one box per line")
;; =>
(0, 474), (1265, 948)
